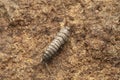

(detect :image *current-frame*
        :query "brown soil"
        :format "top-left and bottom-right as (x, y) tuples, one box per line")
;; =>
(0, 0), (120, 80)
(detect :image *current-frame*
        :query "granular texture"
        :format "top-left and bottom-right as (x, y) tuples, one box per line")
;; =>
(0, 0), (120, 80)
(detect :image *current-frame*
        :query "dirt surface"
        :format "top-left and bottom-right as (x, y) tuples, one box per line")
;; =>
(0, 0), (120, 80)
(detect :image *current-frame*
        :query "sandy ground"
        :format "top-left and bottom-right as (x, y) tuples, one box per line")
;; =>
(0, 0), (120, 80)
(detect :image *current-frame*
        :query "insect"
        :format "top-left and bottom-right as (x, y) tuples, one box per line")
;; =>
(41, 26), (70, 64)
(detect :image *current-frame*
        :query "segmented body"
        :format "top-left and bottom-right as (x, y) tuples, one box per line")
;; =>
(41, 27), (70, 63)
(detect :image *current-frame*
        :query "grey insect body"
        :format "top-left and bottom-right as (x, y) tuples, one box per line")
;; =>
(41, 27), (70, 64)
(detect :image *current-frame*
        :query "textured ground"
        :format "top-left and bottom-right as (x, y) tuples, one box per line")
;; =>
(0, 0), (120, 80)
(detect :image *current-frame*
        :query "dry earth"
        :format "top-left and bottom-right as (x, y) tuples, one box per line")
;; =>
(0, 0), (120, 80)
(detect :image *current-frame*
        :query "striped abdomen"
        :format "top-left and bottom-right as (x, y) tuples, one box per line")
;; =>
(41, 27), (70, 63)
